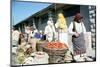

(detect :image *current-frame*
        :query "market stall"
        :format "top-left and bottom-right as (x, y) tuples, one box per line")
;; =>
(43, 42), (68, 63)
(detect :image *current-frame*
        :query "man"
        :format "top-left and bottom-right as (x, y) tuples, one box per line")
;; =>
(45, 20), (56, 42)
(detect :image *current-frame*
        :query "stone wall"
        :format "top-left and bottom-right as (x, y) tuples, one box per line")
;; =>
(88, 6), (96, 48)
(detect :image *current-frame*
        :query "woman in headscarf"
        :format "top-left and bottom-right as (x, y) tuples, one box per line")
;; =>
(55, 13), (68, 46)
(68, 13), (92, 61)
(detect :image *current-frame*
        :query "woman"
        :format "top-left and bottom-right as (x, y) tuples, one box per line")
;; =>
(55, 13), (68, 46)
(68, 13), (92, 61)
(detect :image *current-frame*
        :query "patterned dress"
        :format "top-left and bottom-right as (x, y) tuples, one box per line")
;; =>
(68, 21), (86, 55)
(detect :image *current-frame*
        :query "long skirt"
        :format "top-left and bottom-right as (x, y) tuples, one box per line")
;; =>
(72, 33), (86, 55)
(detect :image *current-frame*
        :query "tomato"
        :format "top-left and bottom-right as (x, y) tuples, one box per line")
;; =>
(45, 42), (68, 49)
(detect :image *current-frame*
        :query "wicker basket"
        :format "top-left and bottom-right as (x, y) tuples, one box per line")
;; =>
(43, 45), (68, 63)
(43, 47), (68, 56)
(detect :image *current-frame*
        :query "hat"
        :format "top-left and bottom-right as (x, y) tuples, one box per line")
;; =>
(74, 13), (83, 21)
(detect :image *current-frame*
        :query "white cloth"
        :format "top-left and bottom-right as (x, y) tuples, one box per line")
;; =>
(25, 26), (31, 34)
(29, 31), (33, 37)
(84, 32), (93, 57)
(12, 47), (18, 54)
(59, 32), (68, 46)
(24, 52), (49, 64)
(45, 26), (53, 42)
(34, 52), (49, 64)
(24, 57), (35, 64)
(45, 21), (56, 42)
(12, 30), (20, 41)
(68, 21), (86, 35)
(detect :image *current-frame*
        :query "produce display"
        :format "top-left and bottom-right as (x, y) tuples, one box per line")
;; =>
(45, 42), (68, 49)
(43, 42), (68, 63)
(16, 48), (25, 64)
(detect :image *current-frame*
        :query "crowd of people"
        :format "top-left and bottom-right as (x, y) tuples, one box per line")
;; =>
(12, 12), (94, 65)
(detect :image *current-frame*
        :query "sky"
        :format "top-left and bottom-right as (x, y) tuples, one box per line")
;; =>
(12, 0), (51, 25)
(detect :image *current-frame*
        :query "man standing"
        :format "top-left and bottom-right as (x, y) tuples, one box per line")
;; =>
(45, 20), (56, 42)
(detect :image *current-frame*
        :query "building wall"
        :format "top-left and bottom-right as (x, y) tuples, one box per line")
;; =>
(36, 5), (93, 31)
(88, 6), (96, 48)
(36, 6), (80, 31)
(64, 6), (80, 27)
(15, 5), (96, 35)
(80, 5), (90, 31)
(38, 15), (48, 30)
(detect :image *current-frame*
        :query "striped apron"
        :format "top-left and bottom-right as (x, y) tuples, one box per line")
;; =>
(72, 33), (86, 55)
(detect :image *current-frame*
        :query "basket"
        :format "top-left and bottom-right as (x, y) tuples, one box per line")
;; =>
(43, 44), (68, 63)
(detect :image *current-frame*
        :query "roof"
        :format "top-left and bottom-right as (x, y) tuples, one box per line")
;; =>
(14, 3), (74, 27)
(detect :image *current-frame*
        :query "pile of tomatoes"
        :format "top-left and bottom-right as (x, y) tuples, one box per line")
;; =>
(45, 42), (68, 49)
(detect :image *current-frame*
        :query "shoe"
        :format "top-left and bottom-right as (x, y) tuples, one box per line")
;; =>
(77, 57), (85, 62)
(74, 56), (85, 62)
(85, 57), (93, 61)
